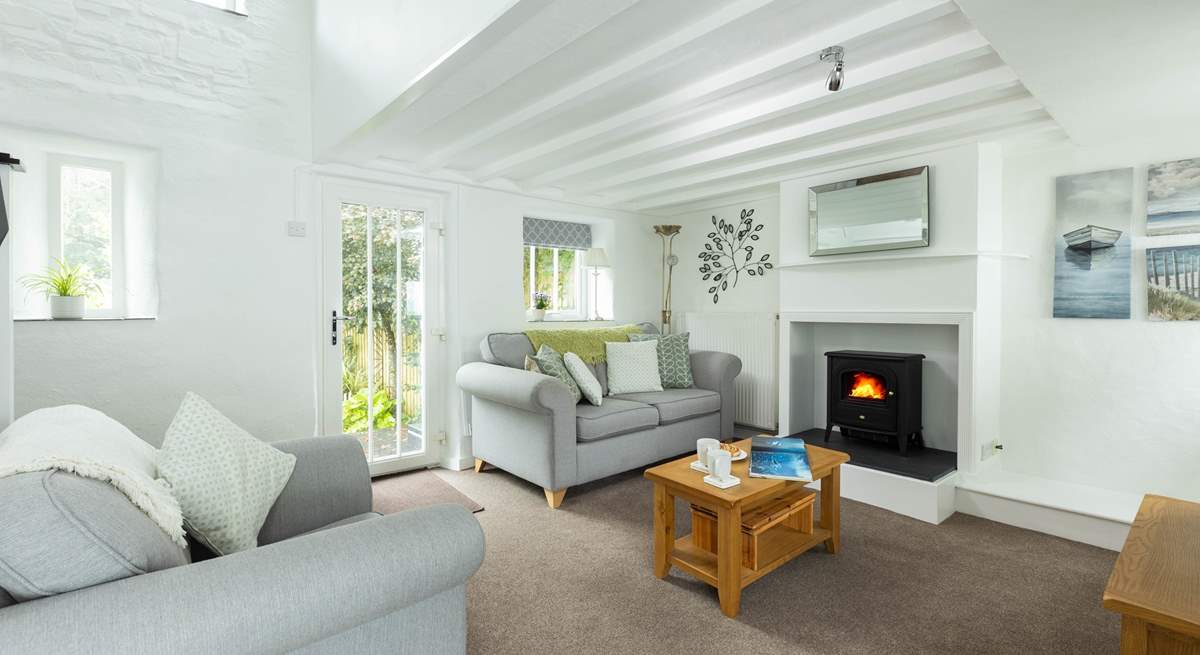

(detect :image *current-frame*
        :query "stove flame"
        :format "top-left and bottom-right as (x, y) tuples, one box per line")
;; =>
(848, 372), (886, 400)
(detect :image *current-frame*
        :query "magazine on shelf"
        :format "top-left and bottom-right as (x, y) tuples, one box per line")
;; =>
(748, 436), (813, 482)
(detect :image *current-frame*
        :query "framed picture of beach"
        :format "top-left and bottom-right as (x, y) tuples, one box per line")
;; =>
(1052, 168), (1132, 319)
(1147, 158), (1200, 237)
(1147, 245), (1200, 321)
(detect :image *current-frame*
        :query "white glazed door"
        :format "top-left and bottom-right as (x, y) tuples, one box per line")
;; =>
(321, 183), (443, 476)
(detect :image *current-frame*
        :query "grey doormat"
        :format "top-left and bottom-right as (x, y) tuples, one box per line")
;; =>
(372, 469), (484, 515)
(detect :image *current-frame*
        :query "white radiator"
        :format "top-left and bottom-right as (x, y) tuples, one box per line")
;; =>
(684, 312), (777, 430)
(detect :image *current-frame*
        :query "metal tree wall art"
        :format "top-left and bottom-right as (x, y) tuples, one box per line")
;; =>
(698, 208), (772, 304)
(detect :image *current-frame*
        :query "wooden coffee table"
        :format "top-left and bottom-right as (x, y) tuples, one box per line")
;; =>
(644, 438), (850, 618)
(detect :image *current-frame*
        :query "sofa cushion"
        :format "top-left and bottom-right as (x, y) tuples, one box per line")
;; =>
(531, 345), (582, 404)
(0, 471), (188, 602)
(610, 388), (721, 424)
(606, 339), (663, 394)
(564, 352), (603, 406)
(630, 332), (694, 388)
(481, 333), (534, 369)
(575, 399), (659, 442)
(158, 392), (297, 556)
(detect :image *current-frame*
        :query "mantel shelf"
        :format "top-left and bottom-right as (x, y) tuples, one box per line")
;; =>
(777, 251), (1029, 269)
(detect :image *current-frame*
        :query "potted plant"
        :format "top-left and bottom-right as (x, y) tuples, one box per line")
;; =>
(530, 292), (550, 322)
(21, 258), (101, 320)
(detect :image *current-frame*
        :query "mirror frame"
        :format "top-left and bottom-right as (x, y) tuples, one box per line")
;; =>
(808, 165), (930, 256)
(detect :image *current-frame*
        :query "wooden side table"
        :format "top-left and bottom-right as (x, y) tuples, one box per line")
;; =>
(1104, 495), (1200, 655)
(644, 438), (850, 618)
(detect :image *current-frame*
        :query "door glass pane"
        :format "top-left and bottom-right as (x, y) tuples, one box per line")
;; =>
(369, 206), (399, 460)
(398, 210), (424, 456)
(340, 202), (425, 462)
(340, 203), (370, 445)
(60, 166), (113, 310)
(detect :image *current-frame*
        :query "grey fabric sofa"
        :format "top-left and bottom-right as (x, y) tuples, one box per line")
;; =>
(0, 436), (485, 655)
(457, 324), (741, 508)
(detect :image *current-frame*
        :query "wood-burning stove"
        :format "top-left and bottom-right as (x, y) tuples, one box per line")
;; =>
(824, 350), (924, 456)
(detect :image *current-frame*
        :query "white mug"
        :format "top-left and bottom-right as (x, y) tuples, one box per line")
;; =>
(696, 438), (720, 470)
(710, 449), (732, 481)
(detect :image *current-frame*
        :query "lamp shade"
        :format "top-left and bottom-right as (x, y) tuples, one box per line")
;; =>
(584, 247), (609, 268)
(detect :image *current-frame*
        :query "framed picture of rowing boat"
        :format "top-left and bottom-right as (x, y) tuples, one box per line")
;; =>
(1147, 245), (1200, 321)
(1147, 158), (1200, 237)
(1052, 168), (1132, 319)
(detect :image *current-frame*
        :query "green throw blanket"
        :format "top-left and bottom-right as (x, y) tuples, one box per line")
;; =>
(525, 324), (644, 364)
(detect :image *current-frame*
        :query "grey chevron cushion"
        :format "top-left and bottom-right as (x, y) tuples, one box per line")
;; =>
(630, 332), (694, 388)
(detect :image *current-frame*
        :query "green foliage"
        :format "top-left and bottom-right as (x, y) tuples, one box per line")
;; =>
(533, 292), (551, 310)
(342, 387), (397, 434)
(20, 258), (102, 299)
(522, 246), (579, 310)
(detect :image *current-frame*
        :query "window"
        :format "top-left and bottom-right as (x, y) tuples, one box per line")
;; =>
(188, 0), (247, 15)
(522, 217), (591, 320)
(47, 155), (125, 318)
(523, 246), (584, 316)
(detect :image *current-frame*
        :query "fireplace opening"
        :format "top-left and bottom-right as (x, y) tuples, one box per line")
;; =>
(846, 371), (887, 401)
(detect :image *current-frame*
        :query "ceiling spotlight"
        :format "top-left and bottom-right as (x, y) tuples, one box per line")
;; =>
(820, 46), (845, 92)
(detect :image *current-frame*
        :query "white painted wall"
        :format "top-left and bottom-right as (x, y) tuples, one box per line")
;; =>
(661, 198), (780, 331)
(0, 0), (317, 444)
(998, 135), (1200, 502)
(311, 0), (516, 157)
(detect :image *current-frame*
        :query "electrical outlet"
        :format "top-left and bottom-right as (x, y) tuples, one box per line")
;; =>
(287, 221), (307, 237)
(981, 439), (1003, 459)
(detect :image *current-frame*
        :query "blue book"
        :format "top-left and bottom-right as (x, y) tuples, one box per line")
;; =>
(748, 436), (813, 482)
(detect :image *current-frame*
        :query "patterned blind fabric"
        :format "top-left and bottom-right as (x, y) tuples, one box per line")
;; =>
(523, 217), (592, 250)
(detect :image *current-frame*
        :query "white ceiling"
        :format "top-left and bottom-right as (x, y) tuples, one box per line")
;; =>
(956, 0), (1200, 147)
(333, 0), (1064, 215)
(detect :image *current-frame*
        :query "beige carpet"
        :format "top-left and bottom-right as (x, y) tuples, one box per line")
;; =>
(436, 466), (1120, 655)
(372, 469), (483, 515)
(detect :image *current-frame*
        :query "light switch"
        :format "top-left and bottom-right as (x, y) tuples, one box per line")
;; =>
(287, 221), (307, 237)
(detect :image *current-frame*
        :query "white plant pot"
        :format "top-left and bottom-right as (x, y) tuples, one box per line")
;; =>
(50, 296), (86, 320)
(530, 308), (547, 322)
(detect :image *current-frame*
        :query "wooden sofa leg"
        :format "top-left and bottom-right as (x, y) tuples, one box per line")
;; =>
(544, 488), (567, 509)
(473, 458), (486, 473)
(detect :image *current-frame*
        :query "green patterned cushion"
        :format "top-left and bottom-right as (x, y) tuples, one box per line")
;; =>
(531, 345), (582, 403)
(605, 340), (663, 394)
(563, 352), (603, 406)
(630, 332), (694, 388)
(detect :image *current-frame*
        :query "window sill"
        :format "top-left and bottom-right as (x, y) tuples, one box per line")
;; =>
(15, 316), (157, 322)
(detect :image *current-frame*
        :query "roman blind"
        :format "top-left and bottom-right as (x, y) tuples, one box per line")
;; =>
(523, 217), (591, 250)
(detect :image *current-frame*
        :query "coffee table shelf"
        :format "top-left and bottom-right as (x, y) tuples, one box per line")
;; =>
(670, 526), (833, 589)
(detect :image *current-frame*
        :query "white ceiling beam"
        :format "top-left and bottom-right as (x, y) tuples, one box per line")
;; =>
(521, 30), (991, 188)
(413, 0), (787, 172)
(602, 96), (1042, 204)
(624, 116), (1059, 212)
(471, 0), (960, 181)
(569, 65), (1020, 194)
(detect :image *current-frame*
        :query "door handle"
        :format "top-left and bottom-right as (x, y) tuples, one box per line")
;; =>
(330, 311), (354, 345)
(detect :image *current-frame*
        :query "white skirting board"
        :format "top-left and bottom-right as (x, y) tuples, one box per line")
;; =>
(807, 463), (958, 524)
(955, 488), (1131, 551)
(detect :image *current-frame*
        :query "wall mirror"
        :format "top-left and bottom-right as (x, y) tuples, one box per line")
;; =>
(808, 166), (930, 256)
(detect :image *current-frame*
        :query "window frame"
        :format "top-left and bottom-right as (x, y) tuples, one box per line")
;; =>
(525, 245), (588, 321)
(46, 154), (126, 319)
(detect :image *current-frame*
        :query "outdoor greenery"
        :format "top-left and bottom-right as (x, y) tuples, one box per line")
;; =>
(522, 246), (579, 310)
(340, 204), (424, 436)
(20, 258), (102, 299)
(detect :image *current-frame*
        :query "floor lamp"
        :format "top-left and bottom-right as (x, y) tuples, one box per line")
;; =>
(653, 225), (681, 334)
(585, 247), (609, 321)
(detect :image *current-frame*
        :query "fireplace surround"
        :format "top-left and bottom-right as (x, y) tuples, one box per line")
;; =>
(824, 350), (925, 456)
